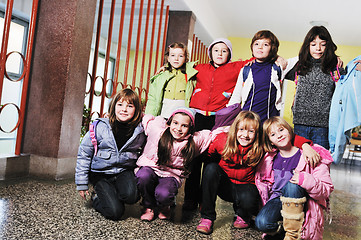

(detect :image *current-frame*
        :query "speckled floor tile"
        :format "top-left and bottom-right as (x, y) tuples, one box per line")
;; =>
(0, 162), (361, 239)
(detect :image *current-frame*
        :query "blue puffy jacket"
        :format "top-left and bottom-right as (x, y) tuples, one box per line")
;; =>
(75, 118), (146, 190)
(329, 56), (361, 164)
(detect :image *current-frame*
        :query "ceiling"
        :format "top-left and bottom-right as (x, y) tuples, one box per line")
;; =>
(167, 0), (361, 47)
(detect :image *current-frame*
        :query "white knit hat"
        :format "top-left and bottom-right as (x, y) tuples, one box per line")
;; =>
(207, 38), (233, 62)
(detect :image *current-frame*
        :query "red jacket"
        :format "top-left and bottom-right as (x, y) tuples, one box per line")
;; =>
(190, 60), (253, 113)
(208, 132), (313, 185)
(209, 132), (256, 184)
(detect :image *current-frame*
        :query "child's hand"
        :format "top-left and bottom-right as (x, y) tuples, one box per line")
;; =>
(354, 60), (361, 71)
(155, 65), (166, 75)
(302, 143), (321, 168)
(337, 57), (343, 68)
(78, 190), (89, 201)
(245, 59), (255, 66)
(275, 56), (287, 70)
(290, 170), (299, 184)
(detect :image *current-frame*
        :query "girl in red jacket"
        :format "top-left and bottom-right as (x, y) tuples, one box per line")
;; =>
(196, 111), (263, 234)
(196, 111), (319, 235)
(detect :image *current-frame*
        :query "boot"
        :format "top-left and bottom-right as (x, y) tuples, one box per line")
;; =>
(280, 196), (306, 240)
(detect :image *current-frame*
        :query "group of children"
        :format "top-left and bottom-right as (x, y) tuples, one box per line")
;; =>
(75, 25), (361, 239)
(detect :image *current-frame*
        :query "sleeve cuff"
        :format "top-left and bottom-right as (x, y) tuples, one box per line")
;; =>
(76, 185), (89, 191)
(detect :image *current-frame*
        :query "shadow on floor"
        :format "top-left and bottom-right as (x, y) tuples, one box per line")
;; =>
(0, 162), (361, 239)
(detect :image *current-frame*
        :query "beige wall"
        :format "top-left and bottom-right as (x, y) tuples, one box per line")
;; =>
(229, 36), (361, 125)
(229, 36), (361, 64)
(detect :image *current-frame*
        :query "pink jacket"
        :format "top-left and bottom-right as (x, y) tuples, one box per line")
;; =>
(136, 114), (218, 185)
(255, 145), (334, 240)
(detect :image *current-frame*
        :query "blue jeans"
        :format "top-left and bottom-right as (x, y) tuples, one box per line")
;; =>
(200, 162), (260, 221)
(294, 124), (329, 149)
(90, 170), (140, 220)
(255, 182), (306, 233)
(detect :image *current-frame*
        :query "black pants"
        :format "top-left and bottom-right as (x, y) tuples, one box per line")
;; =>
(184, 113), (215, 204)
(200, 163), (260, 221)
(90, 170), (140, 220)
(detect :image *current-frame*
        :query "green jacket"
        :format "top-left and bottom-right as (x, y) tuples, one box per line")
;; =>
(145, 61), (198, 116)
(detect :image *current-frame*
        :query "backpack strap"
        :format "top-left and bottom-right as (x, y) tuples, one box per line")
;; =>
(89, 120), (99, 156)
(243, 64), (281, 82)
(272, 63), (282, 81)
(242, 65), (251, 83)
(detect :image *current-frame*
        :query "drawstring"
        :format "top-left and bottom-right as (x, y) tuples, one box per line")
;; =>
(249, 83), (255, 111)
(267, 81), (272, 119)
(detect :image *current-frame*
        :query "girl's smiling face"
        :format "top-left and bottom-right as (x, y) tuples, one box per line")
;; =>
(309, 36), (326, 59)
(252, 38), (271, 63)
(168, 47), (186, 69)
(169, 113), (191, 140)
(236, 122), (256, 147)
(267, 124), (292, 149)
(115, 98), (135, 122)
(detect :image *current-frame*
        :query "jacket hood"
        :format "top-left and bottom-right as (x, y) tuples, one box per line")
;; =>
(208, 38), (233, 62)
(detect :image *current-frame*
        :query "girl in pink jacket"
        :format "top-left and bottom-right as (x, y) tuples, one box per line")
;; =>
(255, 116), (334, 240)
(135, 107), (219, 221)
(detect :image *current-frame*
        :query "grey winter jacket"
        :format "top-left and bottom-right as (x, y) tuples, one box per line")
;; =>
(75, 118), (146, 191)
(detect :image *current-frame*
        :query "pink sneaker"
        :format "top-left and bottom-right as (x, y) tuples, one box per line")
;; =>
(141, 208), (154, 221)
(233, 216), (249, 229)
(196, 218), (213, 234)
(158, 206), (171, 220)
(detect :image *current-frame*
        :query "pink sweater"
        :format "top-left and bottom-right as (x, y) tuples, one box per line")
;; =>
(255, 145), (334, 240)
(136, 114), (219, 185)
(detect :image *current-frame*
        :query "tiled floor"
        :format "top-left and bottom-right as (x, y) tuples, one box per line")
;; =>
(1, 161), (361, 239)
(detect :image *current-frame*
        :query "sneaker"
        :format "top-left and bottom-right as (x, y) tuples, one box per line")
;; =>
(141, 208), (154, 221)
(233, 216), (249, 229)
(158, 206), (171, 220)
(196, 218), (213, 235)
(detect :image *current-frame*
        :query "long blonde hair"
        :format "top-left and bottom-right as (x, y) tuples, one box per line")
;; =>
(222, 111), (263, 167)
(263, 116), (295, 152)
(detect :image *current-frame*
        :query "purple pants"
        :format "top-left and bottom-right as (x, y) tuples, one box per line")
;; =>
(136, 166), (180, 208)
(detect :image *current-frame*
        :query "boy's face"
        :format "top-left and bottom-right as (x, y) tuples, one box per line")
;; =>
(309, 36), (326, 59)
(168, 47), (186, 69)
(252, 38), (271, 63)
(211, 42), (230, 67)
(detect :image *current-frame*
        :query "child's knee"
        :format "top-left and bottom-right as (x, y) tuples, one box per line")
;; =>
(255, 215), (275, 233)
(155, 188), (177, 206)
(203, 163), (220, 180)
(282, 182), (306, 198)
(136, 167), (155, 184)
(122, 188), (140, 204)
